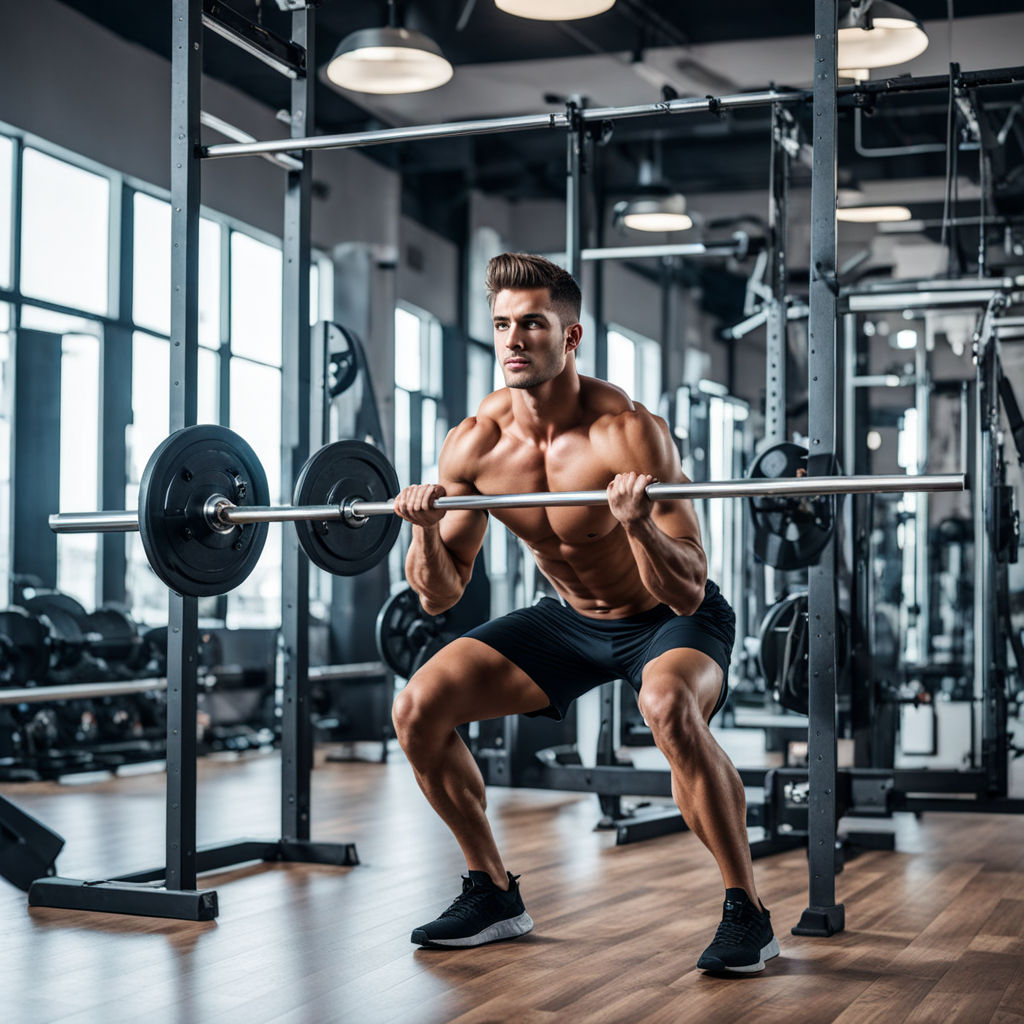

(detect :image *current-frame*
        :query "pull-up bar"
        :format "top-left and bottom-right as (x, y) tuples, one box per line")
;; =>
(200, 63), (1024, 164)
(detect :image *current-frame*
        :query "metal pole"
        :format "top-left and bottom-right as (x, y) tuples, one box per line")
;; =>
(47, 473), (968, 534)
(280, 3), (314, 843)
(794, 0), (845, 939)
(565, 99), (583, 285)
(765, 103), (790, 447)
(204, 112), (571, 159)
(167, 0), (202, 896)
(579, 242), (742, 261)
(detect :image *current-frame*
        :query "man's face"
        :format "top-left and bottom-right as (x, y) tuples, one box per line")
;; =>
(492, 287), (578, 390)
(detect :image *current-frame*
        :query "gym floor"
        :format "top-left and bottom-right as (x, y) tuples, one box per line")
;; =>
(2, 751), (1023, 1024)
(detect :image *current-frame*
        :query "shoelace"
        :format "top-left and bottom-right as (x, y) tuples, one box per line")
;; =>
(439, 879), (500, 922)
(711, 904), (756, 946)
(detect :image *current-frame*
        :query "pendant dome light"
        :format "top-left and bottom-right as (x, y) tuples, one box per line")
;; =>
(614, 146), (693, 233)
(837, 187), (912, 223)
(494, 0), (615, 20)
(837, 0), (928, 73)
(325, 2), (453, 95)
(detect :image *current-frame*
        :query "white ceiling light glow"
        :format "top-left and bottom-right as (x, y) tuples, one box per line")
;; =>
(325, 26), (453, 95)
(838, 0), (929, 72)
(616, 194), (693, 233)
(837, 205), (913, 223)
(494, 0), (615, 20)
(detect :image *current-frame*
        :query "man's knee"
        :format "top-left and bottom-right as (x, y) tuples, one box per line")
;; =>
(638, 676), (705, 743)
(392, 667), (455, 751)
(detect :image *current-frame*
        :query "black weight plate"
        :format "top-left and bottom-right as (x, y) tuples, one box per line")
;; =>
(0, 607), (50, 686)
(293, 440), (401, 577)
(375, 585), (451, 678)
(138, 425), (269, 598)
(748, 442), (834, 570)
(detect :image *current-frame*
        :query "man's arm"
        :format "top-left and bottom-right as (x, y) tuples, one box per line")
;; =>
(598, 408), (708, 616)
(394, 419), (490, 616)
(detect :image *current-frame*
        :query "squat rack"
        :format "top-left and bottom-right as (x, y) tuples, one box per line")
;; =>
(25, 0), (1017, 926)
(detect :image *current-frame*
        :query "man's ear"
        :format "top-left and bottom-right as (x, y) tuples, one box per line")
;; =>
(564, 322), (583, 353)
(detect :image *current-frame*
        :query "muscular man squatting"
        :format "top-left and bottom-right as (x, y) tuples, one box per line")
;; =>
(391, 252), (778, 974)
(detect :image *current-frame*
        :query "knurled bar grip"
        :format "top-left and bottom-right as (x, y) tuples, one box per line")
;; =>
(49, 472), (966, 534)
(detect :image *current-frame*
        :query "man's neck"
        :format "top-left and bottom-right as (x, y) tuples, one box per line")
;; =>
(509, 365), (584, 445)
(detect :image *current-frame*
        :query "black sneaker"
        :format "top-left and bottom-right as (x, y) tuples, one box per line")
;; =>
(697, 888), (780, 974)
(411, 871), (534, 948)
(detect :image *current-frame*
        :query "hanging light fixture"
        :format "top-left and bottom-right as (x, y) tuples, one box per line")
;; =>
(837, 205), (912, 222)
(837, 188), (912, 223)
(494, 0), (615, 20)
(837, 0), (929, 72)
(616, 193), (693, 232)
(324, 2), (453, 95)
(614, 148), (693, 233)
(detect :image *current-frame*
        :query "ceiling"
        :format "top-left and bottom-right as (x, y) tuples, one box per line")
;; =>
(57, 0), (1024, 244)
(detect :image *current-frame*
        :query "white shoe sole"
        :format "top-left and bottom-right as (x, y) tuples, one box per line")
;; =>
(698, 936), (781, 974)
(412, 911), (534, 948)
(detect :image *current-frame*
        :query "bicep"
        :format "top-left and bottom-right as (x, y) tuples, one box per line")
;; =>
(610, 411), (703, 545)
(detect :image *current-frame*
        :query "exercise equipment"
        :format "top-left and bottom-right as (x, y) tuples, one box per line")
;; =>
(375, 587), (457, 679)
(0, 794), (65, 891)
(292, 439), (401, 578)
(748, 442), (835, 570)
(50, 432), (966, 600)
(758, 592), (848, 715)
(139, 425), (270, 597)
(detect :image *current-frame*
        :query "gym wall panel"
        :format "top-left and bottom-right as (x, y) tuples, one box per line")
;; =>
(397, 217), (459, 327)
(0, 0), (399, 252)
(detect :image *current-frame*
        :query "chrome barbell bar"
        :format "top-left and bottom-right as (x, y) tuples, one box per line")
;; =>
(49, 472), (966, 535)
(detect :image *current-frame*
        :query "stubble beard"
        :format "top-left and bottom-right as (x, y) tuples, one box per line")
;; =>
(503, 356), (563, 390)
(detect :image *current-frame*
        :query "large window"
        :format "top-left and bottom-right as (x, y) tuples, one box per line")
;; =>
(607, 324), (661, 409)
(0, 303), (10, 604)
(20, 149), (110, 316)
(0, 136), (12, 290)
(57, 332), (101, 607)
(391, 303), (446, 583)
(1, 124), (333, 629)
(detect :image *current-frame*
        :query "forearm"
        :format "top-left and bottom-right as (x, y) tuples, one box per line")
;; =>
(405, 525), (467, 615)
(624, 518), (707, 616)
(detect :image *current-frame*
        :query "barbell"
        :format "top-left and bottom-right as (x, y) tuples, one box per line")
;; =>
(49, 424), (967, 598)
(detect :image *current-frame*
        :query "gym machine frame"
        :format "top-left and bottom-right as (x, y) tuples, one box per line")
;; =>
(29, 1), (363, 922)
(28, 0), (1013, 924)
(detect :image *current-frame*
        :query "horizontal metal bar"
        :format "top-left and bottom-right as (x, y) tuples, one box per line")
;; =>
(581, 242), (740, 261)
(197, 65), (1024, 162)
(224, 503), (339, 524)
(579, 89), (807, 123)
(0, 678), (171, 706)
(307, 661), (388, 681)
(203, 112), (570, 160)
(201, 111), (303, 171)
(49, 472), (967, 534)
(350, 473), (966, 517)
(836, 64), (1024, 101)
(846, 289), (1020, 312)
(201, 0), (304, 79)
(48, 511), (140, 533)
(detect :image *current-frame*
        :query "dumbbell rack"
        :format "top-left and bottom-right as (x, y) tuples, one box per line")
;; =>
(28, 1), (358, 921)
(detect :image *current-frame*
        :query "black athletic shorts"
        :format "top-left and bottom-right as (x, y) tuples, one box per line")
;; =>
(463, 579), (735, 722)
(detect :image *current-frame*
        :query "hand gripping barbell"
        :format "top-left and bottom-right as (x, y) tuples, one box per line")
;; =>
(48, 424), (967, 598)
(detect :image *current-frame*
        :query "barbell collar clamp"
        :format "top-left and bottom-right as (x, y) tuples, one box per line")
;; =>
(203, 495), (237, 535)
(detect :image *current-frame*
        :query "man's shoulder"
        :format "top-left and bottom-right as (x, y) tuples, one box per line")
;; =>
(440, 398), (506, 481)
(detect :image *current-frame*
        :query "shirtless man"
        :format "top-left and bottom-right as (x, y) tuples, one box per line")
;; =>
(391, 252), (778, 974)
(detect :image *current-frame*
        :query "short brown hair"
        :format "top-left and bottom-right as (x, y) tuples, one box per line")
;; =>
(485, 252), (581, 329)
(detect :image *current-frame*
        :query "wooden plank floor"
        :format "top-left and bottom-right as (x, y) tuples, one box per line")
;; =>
(2, 750), (1024, 1024)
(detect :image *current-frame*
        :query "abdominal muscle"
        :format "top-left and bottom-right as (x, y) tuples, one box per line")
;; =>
(496, 511), (661, 619)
